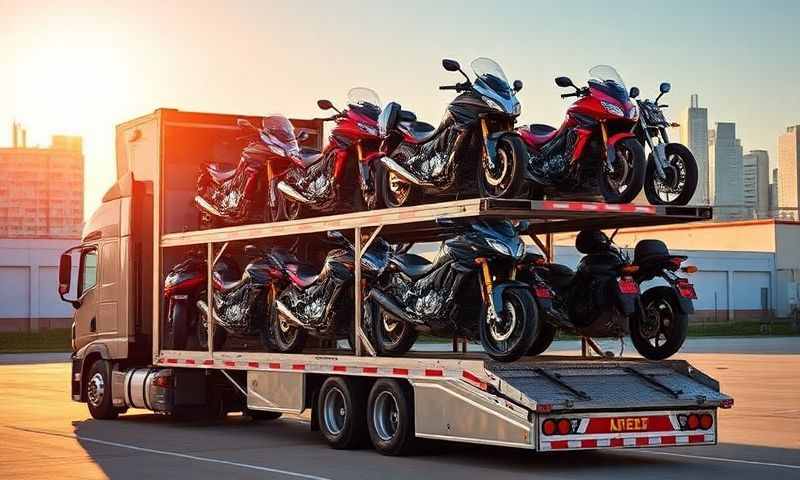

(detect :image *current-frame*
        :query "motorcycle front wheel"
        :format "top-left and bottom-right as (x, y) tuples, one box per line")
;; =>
(629, 286), (688, 360)
(644, 143), (698, 206)
(479, 288), (539, 362)
(599, 138), (646, 203)
(477, 135), (528, 199)
(375, 157), (420, 209)
(269, 304), (306, 353)
(196, 309), (227, 352)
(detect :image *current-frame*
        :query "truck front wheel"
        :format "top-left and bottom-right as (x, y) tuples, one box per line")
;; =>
(86, 360), (118, 420)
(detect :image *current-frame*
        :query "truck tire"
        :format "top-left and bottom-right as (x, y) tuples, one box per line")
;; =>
(317, 376), (367, 449)
(86, 360), (118, 420)
(245, 409), (283, 421)
(367, 379), (415, 456)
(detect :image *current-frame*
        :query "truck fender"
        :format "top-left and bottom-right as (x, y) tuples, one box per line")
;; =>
(73, 341), (112, 402)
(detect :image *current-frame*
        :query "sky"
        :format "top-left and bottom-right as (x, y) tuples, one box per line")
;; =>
(1, 0), (799, 217)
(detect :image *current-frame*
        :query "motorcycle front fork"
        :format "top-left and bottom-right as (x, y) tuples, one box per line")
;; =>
(476, 258), (515, 323)
(639, 118), (669, 180)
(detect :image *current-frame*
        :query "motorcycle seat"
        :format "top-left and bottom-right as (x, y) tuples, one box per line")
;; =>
(206, 162), (237, 184)
(390, 253), (437, 280)
(526, 123), (559, 146)
(295, 148), (324, 169)
(286, 262), (322, 287)
(547, 263), (576, 289)
(399, 120), (439, 144)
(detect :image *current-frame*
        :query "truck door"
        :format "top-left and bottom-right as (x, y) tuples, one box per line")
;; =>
(74, 246), (99, 352)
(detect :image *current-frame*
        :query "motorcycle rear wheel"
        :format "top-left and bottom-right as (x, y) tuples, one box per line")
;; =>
(477, 135), (528, 199)
(644, 143), (698, 205)
(375, 157), (420, 209)
(599, 138), (646, 204)
(479, 288), (539, 362)
(375, 310), (417, 356)
(629, 286), (688, 360)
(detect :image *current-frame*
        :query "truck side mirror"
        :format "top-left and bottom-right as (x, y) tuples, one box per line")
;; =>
(58, 254), (71, 295)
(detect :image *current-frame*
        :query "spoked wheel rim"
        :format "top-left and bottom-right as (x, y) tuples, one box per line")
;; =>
(87, 372), (105, 407)
(277, 318), (299, 346)
(372, 390), (400, 442)
(605, 144), (636, 195)
(322, 387), (347, 436)
(387, 171), (411, 206)
(653, 153), (689, 203)
(641, 298), (675, 349)
(381, 314), (408, 350)
(487, 300), (524, 353)
(482, 146), (513, 197)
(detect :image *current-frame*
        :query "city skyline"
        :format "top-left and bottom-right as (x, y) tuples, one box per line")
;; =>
(1, 1), (799, 216)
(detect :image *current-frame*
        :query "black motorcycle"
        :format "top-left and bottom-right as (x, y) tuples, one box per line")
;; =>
(375, 58), (528, 208)
(630, 82), (698, 205)
(269, 231), (392, 353)
(194, 116), (310, 228)
(518, 230), (643, 357)
(367, 219), (539, 362)
(629, 239), (696, 359)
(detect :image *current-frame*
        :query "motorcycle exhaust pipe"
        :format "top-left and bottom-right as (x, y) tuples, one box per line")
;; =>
(380, 157), (434, 187)
(366, 289), (416, 324)
(194, 195), (224, 217)
(274, 300), (307, 327)
(276, 181), (314, 205)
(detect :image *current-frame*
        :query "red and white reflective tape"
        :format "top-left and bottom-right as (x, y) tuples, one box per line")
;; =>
(541, 433), (713, 451)
(156, 357), (483, 384)
(542, 200), (656, 214)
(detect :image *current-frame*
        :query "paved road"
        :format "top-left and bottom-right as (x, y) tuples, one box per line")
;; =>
(1, 349), (798, 480)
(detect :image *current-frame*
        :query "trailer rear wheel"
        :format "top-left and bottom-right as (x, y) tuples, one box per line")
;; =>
(367, 379), (414, 456)
(317, 377), (367, 449)
(86, 360), (118, 420)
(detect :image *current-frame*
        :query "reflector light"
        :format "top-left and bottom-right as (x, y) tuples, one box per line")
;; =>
(700, 414), (713, 430)
(681, 265), (698, 274)
(153, 375), (172, 388)
(533, 286), (552, 299)
(618, 277), (639, 294)
(557, 418), (572, 435)
(676, 279), (697, 299)
(621, 265), (640, 274)
(542, 419), (557, 436)
(687, 414), (700, 430)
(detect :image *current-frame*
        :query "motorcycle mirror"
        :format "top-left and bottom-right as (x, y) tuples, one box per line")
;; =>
(317, 99), (334, 110)
(442, 59), (461, 72)
(629, 86), (640, 98)
(659, 82), (671, 94)
(513, 79), (523, 92)
(516, 220), (530, 233)
(555, 76), (574, 88)
(236, 118), (256, 130)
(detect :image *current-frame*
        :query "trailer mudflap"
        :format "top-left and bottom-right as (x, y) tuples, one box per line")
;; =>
(488, 358), (732, 412)
(537, 409), (717, 451)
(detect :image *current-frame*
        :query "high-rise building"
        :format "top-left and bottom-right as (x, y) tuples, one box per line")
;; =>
(769, 167), (780, 217)
(708, 122), (744, 218)
(680, 94), (709, 204)
(777, 125), (800, 220)
(0, 125), (84, 238)
(743, 150), (769, 218)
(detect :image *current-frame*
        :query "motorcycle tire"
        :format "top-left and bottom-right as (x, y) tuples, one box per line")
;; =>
(169, 301), (189, 350)
(526, 321), (556, 356)
(375, 309), (417, 356)
(269, 304), (307, 353)
(629, 286), (688, 360)
(196, 295), (227, 351)
(477, 135), (528, 199)
(479, 287), (539, 362)
(375, 157), (420, 209)
(644, 143), (698, 206)
(599, 138), (646, 204)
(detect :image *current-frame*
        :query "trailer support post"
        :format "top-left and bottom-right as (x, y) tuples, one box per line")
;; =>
(207, 242), (214, 356)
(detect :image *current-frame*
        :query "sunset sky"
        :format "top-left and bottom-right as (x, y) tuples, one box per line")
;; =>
(2, 0), (799, 217)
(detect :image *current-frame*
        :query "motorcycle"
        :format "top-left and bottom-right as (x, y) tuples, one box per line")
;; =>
(274, 88), (383, 220)
(629, 239), (696, 359)
(367, 219), (540, 362)
(374, 58), (528, 208)
(269, 231), (392, 353)
(517, 65), (646, 203)
(517, 230), (644, 357)
(194, 115), (310, 228)
(630, 82), (698, 205)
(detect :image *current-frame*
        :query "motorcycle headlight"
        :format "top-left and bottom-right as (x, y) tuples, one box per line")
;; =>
(601, 100), (624, 117)
(482, 96), (505, 112)
(486, 238), (511, 256)
(515, 240), (525, 259)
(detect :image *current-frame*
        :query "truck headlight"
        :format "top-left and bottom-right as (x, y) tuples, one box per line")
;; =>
(601, 101), (624, 117)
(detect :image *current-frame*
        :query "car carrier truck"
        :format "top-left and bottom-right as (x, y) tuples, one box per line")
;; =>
(58, 108), (732, 456)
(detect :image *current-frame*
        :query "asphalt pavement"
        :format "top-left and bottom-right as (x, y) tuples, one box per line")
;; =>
(0, 340), (798, 479)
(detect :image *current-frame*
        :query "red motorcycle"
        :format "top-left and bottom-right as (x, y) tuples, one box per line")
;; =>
(518, 65), (646, 203)
(273, 88), (383, 220)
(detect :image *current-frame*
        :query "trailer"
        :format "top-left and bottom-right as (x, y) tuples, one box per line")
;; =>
(59, 109), (731, 457)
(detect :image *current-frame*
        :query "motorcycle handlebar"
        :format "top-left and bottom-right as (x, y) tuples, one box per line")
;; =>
(439, 85), (458, 91)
